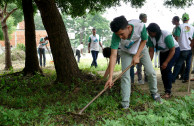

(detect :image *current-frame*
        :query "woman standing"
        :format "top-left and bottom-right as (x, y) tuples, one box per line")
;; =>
(147, 23), (180, 98)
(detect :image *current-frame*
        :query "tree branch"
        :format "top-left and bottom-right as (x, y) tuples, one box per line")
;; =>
(0, 7), (2, 15)
(3, 8), (18, 22)
(3, 3), (7, 15)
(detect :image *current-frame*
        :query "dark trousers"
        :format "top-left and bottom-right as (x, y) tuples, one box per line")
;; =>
(91, 50), (99, 67)
(76, 49), (81, 63)
(130, 66), (134, 83)
(173, 50), (192, 81)
(117, 55), (120, 64)
(38, 48), (46, 67)
(160, 47), (180, 94)
(178, 62), (185, 79)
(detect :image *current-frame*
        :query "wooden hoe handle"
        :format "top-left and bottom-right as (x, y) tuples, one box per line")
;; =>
(78, 55), (143, 114)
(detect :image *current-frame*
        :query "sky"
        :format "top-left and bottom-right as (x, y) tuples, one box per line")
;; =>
(102, 0), (194, 32)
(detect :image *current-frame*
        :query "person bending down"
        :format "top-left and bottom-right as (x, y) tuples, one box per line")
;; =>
(147, 23), (180, 98)
(104, 16), (161, 109)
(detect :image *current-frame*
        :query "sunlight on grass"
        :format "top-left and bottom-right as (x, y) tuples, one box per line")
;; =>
(78, 56), (121, 72)
(77, 55), (159, 73)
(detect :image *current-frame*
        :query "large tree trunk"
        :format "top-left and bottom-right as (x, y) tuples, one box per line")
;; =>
(1, 21), (12, 70)
(34, 0), (80, 83)
(22, 0), (42, 75)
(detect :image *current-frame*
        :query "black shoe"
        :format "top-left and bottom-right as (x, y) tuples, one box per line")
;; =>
(191, 70), (194, 74)
(117, 104), (129, 110)
(182, 80), (189, 83)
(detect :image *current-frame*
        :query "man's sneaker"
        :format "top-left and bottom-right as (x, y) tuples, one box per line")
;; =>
(118, 104), (129, 110)
(138, 79), (144, 84)
(151, 93), (162, 103)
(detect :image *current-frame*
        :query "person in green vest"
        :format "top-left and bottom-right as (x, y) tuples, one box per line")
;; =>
(104, 16), (161, 109)
(147, 23), (180, 98)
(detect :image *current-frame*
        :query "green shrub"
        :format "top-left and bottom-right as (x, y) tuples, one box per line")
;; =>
(16, 43), (25, 51)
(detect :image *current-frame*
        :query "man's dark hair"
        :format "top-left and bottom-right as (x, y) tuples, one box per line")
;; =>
(139, 13), (147, 20)
(172, 16), (179, 22)
(110, 16), (128, 33)
(44, 36), (48, 39)
(103, 47), (111, 58)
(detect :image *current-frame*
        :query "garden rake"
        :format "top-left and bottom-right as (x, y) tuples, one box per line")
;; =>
(78, 55), (143, 115)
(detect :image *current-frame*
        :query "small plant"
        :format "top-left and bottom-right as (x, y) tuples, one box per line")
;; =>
(16, 43), (25, 51)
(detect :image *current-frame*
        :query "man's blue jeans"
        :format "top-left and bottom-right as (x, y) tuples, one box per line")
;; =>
(38, 48), (46, 67)
(91, 50), (99, 67)
(173, 50), (192, 82)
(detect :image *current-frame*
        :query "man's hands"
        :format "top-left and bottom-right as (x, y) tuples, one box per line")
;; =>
(104, 78), (114, 89)
(131, 55), (140, 66)
(161, 61), (168, 70)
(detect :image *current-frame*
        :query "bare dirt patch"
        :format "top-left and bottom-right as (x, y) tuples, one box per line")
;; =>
(97, 70), (194, 97)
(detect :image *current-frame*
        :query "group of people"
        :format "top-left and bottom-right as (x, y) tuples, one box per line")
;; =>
(101, 13), (194, 109)
(37, 13), (194, 110)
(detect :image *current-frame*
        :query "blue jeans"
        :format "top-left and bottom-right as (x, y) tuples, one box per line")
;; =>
(130, 66), (134, 83)
(38, 48), (46, 67)
(160, 47), (180, 94)
(91, 50), (99, 67)
(173, 50), (192, 82)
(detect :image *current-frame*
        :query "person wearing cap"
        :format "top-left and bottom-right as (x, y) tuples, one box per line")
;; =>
(172, 16), (185, 80)
(88, 28), (103, 68)
(38, 36), (49, 67)
(147, 23), (180, 98)
(172, 13), (194, 83)
(104, 16), (161, 109)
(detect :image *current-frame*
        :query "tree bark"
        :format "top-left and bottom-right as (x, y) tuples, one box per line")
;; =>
(1, 21), (12, 70)
(22, 0), (42, 75)
(34, 0), (80, 83)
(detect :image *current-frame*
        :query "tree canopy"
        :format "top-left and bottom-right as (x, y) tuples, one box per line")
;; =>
(164, 0), (194, 8)
(56, 0), (146, 17)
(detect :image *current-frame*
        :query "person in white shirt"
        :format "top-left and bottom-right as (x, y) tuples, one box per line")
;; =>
(172, 13), (194, 83)
(147, 23), (180, 98)
(75, 42), (84, 63)
(172, 16), (185, 80)
(88, 28), (103, 68)
(38, 36), (49, 67)
(104, 16), (161, 109)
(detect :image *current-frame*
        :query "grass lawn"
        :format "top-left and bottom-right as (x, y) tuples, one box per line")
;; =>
(0, 56), (193, 125)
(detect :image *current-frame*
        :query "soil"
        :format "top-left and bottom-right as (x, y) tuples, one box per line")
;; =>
(1, 61), (193, 97)
(97, 70), (194, 97)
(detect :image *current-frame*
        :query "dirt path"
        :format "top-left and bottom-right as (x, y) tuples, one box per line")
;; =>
(98, 70), (194, 97)
(0, 62), (193, 97)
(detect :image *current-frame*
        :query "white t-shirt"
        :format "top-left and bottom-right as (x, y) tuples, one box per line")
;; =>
(148, 30), (179, 52)
(111, 20), (148, 54)
(88, 34), (101, 51)
(76, 44), (84, 51)
(175, 23), (194, 51)
(38, 37), (48, 49)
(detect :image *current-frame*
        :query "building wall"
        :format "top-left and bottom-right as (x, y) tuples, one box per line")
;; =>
(0, 21), (48, 47)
